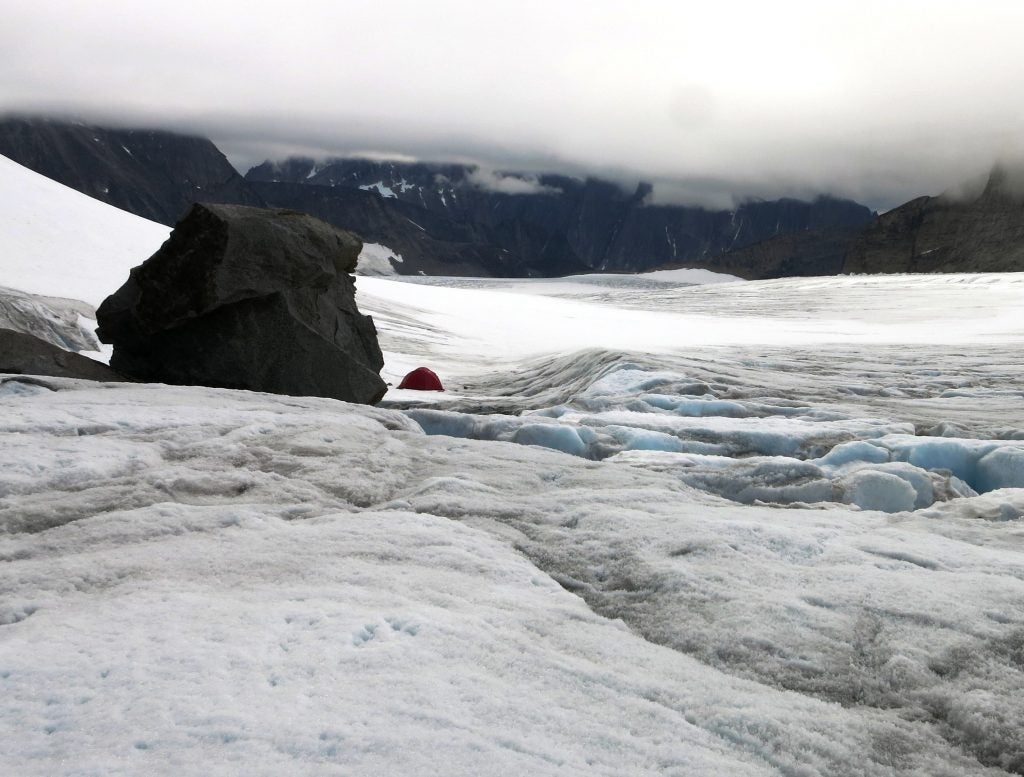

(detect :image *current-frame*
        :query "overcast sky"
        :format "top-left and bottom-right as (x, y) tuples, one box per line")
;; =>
(2, 0), (1024, 209)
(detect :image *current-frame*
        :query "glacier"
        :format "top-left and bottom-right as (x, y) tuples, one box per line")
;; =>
(2, 153), (1024, 775)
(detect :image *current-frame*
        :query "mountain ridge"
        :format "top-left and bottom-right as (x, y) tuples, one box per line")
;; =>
(246, 156), (875, 276)
(842, 166), (1024, 274)
(17, 114), (1024, 279)
(0, 115), (263, 225)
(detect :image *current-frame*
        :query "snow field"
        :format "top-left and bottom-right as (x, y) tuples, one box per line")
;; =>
(2, 379), (1021, 775)
(1, 501), (795, 777)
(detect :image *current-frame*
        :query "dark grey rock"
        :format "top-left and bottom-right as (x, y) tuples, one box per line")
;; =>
(663, 223), (868, 280)
(96, 203), (386, 404)
(0, 328), (126, 382)
(843, 165), (1024, 274)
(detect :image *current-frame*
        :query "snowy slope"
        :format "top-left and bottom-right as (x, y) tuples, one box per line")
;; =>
(0, 153), (170, 307)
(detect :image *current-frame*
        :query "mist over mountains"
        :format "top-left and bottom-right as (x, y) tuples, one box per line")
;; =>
(2, 115), (1023, 278)
(0, 116), (872, 278)
(245, 157), (874, 277)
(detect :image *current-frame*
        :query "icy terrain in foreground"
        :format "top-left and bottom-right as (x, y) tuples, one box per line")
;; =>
(1, 270), (1022, 775)
(2, 155), (1024, 774)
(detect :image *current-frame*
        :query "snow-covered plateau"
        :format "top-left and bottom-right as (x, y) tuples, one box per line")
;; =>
(2, 154), (1024, 775)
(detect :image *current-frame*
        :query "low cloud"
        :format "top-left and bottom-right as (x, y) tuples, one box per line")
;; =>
(466, 168), (561, 196)
(3, 2), (1024, 211)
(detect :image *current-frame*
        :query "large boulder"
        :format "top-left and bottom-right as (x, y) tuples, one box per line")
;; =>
(0, 328), (126, 382)
(96, 203), (386, 404)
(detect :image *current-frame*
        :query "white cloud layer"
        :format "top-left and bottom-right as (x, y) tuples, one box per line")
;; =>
(466, 168), (562, 195)
(3, 0), (1024, 209)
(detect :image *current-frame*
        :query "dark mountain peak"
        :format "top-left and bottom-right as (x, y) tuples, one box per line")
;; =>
(843, 166), (1024, 274)
(247, 156), (318, 183)
(980, 162), (1024, 202)
(245, 154), (874, 276)
(0, 114), (264, 224)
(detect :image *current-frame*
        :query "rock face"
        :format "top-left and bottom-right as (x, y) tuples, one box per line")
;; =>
(0, 329), (126, 382)
(843, 166), (1024, 274)
(668, 224), (866, 280)
(96, 203), (386, 404)
(244, 180), (577, 278)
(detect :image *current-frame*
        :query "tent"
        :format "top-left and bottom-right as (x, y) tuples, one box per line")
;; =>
(398, 366), (444, 391)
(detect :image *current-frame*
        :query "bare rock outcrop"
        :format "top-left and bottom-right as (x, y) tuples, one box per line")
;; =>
(96, 203), (386, 404)
(843, 165), (1024, 274)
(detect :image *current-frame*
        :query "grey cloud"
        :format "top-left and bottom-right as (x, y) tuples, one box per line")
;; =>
(465, 168), (562, 196)
(3, 1), (1024, 212)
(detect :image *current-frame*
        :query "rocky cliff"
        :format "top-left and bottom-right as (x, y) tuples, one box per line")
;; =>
(843, 166), (1024, 274)
(244, 180), (588, 277)
(667, 224), (863, 280)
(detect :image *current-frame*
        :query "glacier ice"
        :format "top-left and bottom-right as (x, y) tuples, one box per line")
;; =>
(838, 469), (917, 512)
(404, 361), (1022, 513)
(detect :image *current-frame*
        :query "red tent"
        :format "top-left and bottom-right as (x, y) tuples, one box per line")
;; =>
(398, 367), (444, 391)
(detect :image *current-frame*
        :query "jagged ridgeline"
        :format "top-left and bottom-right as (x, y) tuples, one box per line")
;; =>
(843, 164), (1024, 274)
(245, 157), (874, 277)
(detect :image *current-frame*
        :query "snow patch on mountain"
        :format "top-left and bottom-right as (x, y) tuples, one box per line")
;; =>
(358, 181), (397, 198)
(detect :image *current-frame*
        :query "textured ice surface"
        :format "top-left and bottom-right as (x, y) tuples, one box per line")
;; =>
(1, 379), (1022, 776)
(406, 365), (1021, 512)
(0, 285), (100, 351)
